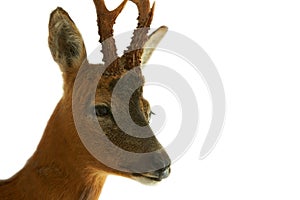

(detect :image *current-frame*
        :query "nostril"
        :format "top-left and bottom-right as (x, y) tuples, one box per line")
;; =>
(158, 165), (171, 180)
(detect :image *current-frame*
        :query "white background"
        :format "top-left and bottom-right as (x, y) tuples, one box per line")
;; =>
(1, 0), (300, 199)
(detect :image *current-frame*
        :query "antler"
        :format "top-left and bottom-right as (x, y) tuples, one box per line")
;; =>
(93, 0), (155, 71)
(123, 0), (155, 68)
(93, 0), (128, 67)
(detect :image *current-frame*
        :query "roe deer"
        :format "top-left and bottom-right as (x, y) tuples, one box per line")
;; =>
(0, 0), (171, 199)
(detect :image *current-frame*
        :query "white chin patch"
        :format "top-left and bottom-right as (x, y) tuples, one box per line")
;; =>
(132, 176), (160, 186)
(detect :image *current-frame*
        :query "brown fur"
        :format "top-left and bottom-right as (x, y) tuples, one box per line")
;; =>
(0, 1), (170, 199)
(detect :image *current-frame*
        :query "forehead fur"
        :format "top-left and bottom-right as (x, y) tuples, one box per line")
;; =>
(97, 66), (144, 89)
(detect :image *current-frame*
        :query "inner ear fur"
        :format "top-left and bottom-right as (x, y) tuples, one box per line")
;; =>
(48, 7), (87, 73)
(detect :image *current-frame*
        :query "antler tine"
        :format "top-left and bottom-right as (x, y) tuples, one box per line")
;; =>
(131, 0), (153, 28)
(123, 0), (155, 68)
(93, 0), (128, 66)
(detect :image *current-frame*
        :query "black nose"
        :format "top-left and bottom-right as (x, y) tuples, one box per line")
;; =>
(145, 149), (171, 181)
(156, 165), (171, 180)
(139, 165), (171, 181)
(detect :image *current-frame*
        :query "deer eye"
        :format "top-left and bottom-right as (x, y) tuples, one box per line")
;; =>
(95, 105), (110, 117)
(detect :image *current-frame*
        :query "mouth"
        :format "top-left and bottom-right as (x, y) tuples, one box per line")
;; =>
(132, 173), (163, 182)
(131, 174), (163, 185)
(131, 166), (171, 185)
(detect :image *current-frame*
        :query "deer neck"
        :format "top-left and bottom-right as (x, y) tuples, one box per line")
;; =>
(0, 99), (107, 200)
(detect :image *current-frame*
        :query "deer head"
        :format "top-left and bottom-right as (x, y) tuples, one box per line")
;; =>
(48, 0), (171, 185)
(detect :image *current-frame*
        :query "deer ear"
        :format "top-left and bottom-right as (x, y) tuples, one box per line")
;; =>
(48, 7), (86, 73)
(141, 26), (168, 65)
